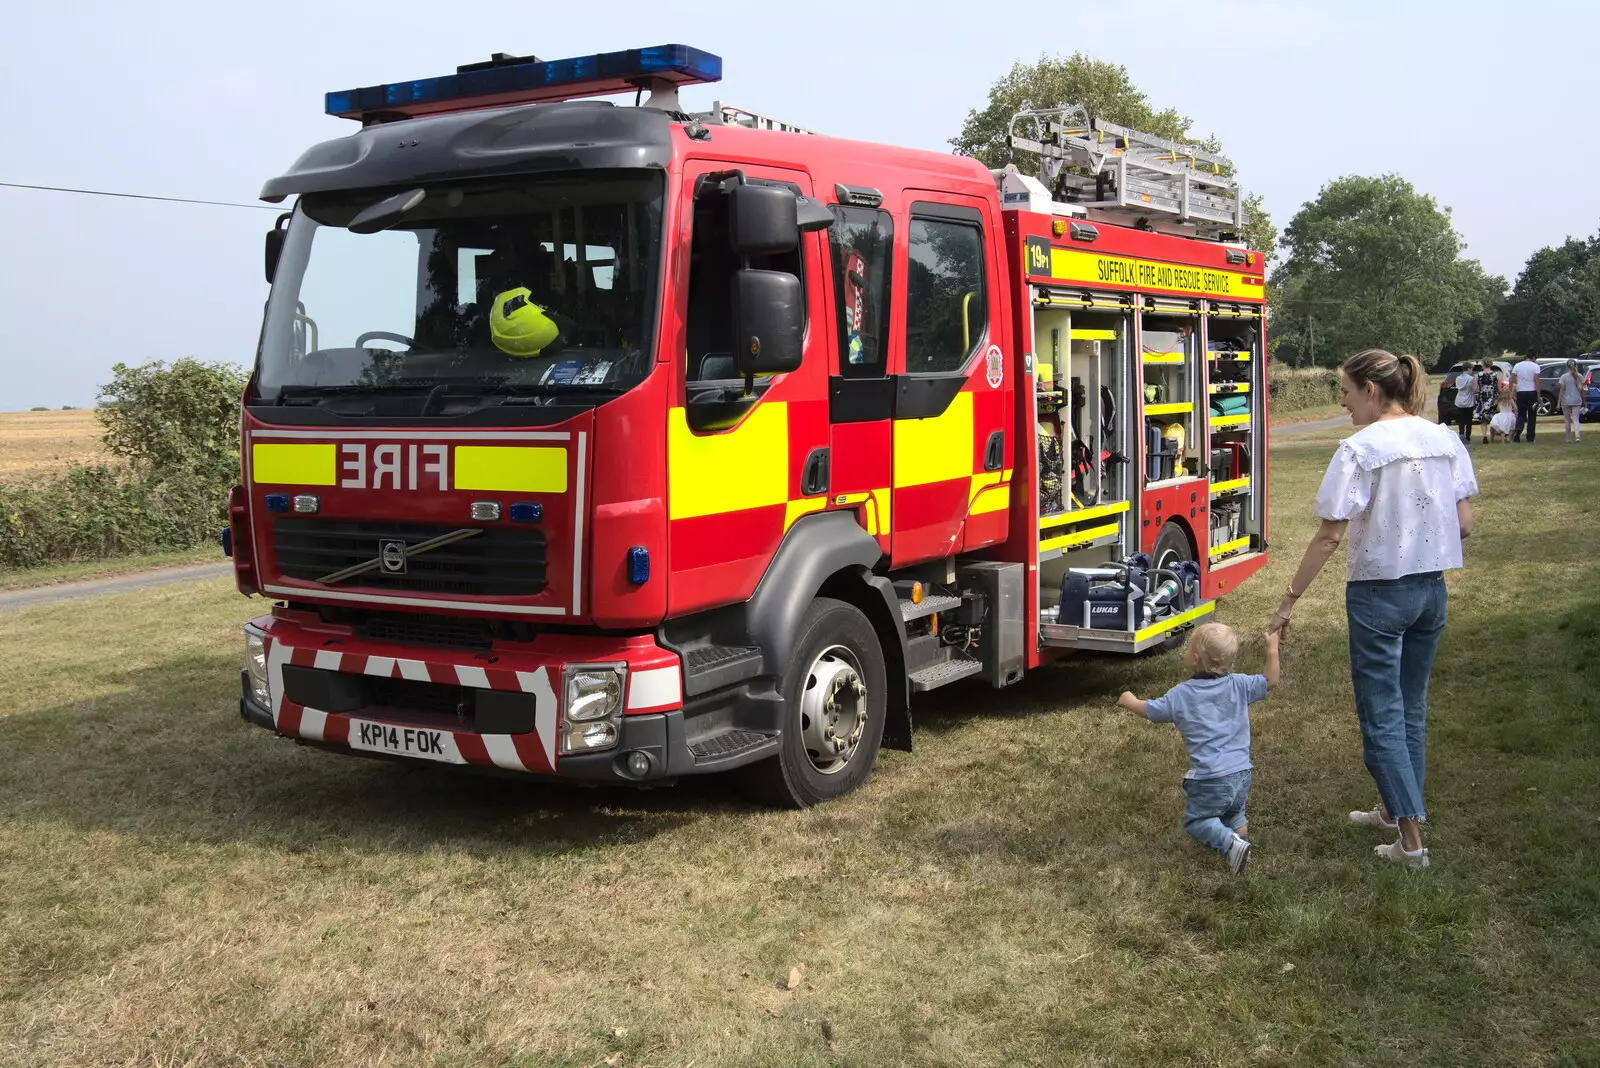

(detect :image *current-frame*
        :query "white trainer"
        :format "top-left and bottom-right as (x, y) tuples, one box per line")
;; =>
(1226, 834), (1252, 875)
(1349, 808), (1398, 830)
(1374, 841), (1430, 868)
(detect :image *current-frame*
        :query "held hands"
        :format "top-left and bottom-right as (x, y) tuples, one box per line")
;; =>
(1268, 587), (1298, 641)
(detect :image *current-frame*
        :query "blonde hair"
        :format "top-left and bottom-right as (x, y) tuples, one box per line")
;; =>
(1342, 349), (1427, 416)
(1188, 622), (1240, 674)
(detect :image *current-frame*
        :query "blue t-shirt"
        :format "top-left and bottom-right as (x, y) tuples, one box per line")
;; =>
(1145, 673), (1268, 780)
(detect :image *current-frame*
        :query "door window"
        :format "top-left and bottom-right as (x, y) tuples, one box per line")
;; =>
(905, 215), (986, 374)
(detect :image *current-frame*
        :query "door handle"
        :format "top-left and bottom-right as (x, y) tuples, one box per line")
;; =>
(802, 447), (830, 496)
(983, 431), (1004, 473)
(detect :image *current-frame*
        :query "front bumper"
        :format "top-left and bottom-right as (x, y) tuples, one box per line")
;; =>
(240, 613), (723, 784)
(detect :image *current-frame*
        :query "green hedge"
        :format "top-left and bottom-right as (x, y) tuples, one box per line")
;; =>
(1267, 364), (1341, 413)
(0, 464), (227, 572)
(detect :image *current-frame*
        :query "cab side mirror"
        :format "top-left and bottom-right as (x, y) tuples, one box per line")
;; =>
(729, 184), (799, 255)
(264, 212), (291, 284)
(732, 269), (803, 376)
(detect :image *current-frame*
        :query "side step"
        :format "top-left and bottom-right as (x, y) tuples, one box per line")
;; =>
(689, 728), (777, 765)
(909, 656), (984, 693)
(683, 644), (763, 696)
(900, 593), (962, 622)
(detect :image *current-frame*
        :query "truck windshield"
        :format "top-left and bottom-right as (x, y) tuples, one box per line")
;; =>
(257, 171), (664, 403)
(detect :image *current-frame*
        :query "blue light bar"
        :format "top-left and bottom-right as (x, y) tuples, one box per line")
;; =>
(326, 44), (722, 121)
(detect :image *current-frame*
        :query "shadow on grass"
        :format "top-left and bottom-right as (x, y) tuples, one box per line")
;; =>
(0, 648), (747, 855)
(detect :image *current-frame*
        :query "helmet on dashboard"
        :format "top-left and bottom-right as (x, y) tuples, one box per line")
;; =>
(489, 287), (559, 357)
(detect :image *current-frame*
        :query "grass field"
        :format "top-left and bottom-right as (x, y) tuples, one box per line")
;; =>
(1, 422), (1597, 1067)
(0, 408), (109, 480)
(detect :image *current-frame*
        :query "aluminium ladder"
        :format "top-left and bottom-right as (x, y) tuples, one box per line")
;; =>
(1007, 105), (1243, 237)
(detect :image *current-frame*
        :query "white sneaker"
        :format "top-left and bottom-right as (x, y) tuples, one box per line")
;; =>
(1374, 841), (1430, 868)
(1226, 834), (1252, 874)
(1349, 808), (1398, 831)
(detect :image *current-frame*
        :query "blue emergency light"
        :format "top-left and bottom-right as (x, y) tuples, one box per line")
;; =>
(325, 45), (722, 121)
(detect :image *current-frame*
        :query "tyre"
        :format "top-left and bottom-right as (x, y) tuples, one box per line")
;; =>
(1537, 392), (1557, 417)
(1150, 521), (1197, 653)
(734, 597), (887, 808)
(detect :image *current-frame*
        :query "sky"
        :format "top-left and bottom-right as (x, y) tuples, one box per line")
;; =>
(2, 0), (1594, 409)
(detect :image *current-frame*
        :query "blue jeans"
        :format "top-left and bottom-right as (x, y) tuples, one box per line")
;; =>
(1182, 768), (1252, 853)
(1346, 573), (1447, 822)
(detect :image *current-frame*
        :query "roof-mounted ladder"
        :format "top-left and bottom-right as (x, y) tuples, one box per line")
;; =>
(694, 101), (817, 135)
(1007, 105), (1243, 237)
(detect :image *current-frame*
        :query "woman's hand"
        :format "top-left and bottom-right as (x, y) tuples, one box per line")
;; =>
(1269, 589), (1297, 641)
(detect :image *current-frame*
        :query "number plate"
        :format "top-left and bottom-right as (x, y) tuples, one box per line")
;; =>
(348, 719), (465, 764)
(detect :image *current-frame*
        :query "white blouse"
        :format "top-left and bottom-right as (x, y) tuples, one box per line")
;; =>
(1313, 416), (1478, 582)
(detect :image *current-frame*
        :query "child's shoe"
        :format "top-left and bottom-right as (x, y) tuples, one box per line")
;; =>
(1348, 807), (1398, 831)
(1225, 834), (1251, 874)
(1374, 841), (1430, 868)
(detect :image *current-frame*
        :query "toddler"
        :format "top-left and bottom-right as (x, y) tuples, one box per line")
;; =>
(1118, 623), (1280, 873)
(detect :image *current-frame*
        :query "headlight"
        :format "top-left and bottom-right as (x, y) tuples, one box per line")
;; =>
(565, 669), (622, 722)
(244, 627), (270, 707)
(561, 666), (624, 754)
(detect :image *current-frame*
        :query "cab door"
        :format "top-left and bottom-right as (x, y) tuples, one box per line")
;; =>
(890, 194), (1010, 567)
(823, 194), (897, 554)
(665, 161), (831, 616)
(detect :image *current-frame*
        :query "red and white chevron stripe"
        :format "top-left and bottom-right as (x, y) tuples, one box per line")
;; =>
(257, 617), (682, 775)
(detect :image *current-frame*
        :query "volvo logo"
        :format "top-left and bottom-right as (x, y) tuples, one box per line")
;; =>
(379, 540), (408, 574)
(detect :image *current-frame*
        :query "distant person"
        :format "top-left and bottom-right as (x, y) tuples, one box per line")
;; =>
(1269, 349), (1477, 869)
(1557, 359), (1585, 443)
(1451, 364), (1476, 444)
(1117, 623), (1280, 875)
(1474, 362), (1501, 444)
(1435, 374), (1454, 425)
(1510, 353), (1543, 442)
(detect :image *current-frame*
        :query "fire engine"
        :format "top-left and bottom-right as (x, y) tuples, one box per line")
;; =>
(227, 44), (1270, 806)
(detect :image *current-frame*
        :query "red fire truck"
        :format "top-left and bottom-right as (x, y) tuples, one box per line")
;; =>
(229, 45), (1269, 806)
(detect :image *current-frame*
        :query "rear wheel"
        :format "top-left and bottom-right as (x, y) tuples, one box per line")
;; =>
(1150, 522), (1196, 653)
(1537, 392), (1557, 416)
(734, 597), (887, 808)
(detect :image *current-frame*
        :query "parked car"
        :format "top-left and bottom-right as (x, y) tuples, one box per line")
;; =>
(1536, 359), (1600, 418)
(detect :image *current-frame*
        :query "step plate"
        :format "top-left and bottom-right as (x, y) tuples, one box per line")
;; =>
(689, 728), (775, 764)
(909, 657), (984, 692)
(900, 593), (962, 622)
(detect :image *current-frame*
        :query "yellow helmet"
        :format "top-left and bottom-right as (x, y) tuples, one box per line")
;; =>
(489, 288), (559, 357)
(1160, 421), (1186, 453)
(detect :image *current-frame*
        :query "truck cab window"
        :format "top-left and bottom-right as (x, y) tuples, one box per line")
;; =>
(905, 216), (986, 374)
(829, 207), (893, 379)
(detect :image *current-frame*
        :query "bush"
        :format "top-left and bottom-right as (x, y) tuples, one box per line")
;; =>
(0, 465), (225, 570)
(0, 359), (246, 573)
(1267, 362), (1341, 413)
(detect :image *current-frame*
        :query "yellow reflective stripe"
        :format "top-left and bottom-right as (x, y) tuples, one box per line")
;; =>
(454, 446), (567, 493)
(1041, 521), (1120, 553)
(1145, 402), (1192, 416)
(969, 470), (1010, 516)
(1071, 328), (1117, 340)
(867, 488), (891, 535)
(784, 497), (827, 530)
(1210, 477), (1250, 495)
(1047, 248), (1255, 299)
(1210, 536), (1251, 558)
(1211, 413), (1251, 428)
(1143, 352), (1184, 364)
(251, 443), (336, 486)
(1133, 600), (1215, 641)
(893, 391), (973, 488)
(1208, 383), (1251, 394)
(1039, 499), (1130, 531)
(668, 403), (789, 520)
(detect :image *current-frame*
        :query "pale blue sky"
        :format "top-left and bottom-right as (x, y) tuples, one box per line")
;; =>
(2, 0), (1593, 408)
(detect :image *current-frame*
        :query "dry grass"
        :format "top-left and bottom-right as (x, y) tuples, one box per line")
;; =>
(0, 430), (1596, 1067)
(0, 408), (109, 480)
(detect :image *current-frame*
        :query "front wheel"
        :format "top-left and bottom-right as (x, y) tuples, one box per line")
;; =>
(1537, 392), (1557, 416)
(734, 598), (888, 808)
(1150, 522), (1197, 653)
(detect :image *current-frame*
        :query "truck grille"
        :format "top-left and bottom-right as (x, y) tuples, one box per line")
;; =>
(272, 519), (547, 597)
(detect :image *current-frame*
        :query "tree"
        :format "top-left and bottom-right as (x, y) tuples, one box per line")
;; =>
(1496, 234), (1600, 358)
(97, 358), (248, 483)
(951, 53), (1277, 258)
(1272, 175), (1484, 367)
(1438, 269), (1509, 370)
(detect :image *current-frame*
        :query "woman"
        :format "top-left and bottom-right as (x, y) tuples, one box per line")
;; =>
(1557, 359), (1585, 443)
(1474, 361), (1501, 444)
(1269, 350), (1477, 868)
